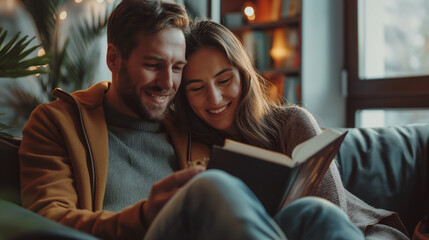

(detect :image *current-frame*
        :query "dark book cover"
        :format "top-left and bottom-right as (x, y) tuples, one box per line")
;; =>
(207, 130), (348, 216)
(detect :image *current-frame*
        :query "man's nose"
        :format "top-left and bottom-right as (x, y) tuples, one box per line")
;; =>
(157, 68), (174, 90)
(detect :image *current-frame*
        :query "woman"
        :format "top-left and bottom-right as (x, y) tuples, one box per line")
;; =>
(174, 20), (409, 239)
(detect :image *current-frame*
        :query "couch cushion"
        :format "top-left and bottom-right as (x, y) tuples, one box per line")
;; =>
(334, 123), (429, 234)
(0, 136), (21, 205)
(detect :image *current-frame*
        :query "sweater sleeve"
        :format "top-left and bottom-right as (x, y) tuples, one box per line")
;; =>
(279, 106), (347, 211)
(280, 106), (409, 239)
(19, 103), (148, 240)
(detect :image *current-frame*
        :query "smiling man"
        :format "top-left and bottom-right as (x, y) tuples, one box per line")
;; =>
(105, 27), (187, 121)
(18, 1), (202, 239)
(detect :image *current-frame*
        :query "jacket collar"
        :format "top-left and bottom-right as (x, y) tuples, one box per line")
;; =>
(51, 81), (110, 108)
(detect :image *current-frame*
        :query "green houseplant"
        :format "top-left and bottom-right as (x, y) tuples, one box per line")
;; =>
(1, 0), (114, 135)
(0, 27), (50, 138)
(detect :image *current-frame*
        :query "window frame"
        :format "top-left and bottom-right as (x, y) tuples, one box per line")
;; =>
(345, 0), (429, 127)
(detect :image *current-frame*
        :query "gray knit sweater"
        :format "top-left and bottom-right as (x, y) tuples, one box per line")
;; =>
(102, 102), (177, 212)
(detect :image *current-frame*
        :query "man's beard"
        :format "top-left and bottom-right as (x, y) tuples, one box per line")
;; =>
(116, 63), (173, 122)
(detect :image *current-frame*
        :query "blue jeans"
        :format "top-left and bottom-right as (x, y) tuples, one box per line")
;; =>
(144, 170), (364, 240)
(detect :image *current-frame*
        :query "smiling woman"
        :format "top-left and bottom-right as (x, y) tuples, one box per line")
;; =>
(184, 46), (241, 134)
(174, 20), (278, 149)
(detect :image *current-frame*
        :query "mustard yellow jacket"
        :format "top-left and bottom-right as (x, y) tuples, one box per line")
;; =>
(18, 81), (209, 239)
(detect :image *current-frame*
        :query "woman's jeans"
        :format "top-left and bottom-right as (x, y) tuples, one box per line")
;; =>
(144, 170), (364, 240)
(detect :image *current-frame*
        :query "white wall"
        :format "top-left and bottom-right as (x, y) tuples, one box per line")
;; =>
(301, 0), (346, 127)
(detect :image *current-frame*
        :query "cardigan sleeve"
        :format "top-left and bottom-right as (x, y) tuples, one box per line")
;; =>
(19, 103), (147, 240)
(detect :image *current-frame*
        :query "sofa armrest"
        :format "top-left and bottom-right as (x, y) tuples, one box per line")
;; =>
(334, 123), (429, 234)
(0, 136), (21, 205)
(0, 199), (100, 240)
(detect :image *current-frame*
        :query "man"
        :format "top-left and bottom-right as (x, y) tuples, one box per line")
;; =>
(19, 0), (201, 239)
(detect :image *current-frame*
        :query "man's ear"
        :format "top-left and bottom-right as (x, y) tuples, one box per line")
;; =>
(107, 43), (121, 72)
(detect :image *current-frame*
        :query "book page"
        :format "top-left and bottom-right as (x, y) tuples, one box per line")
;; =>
(223, 139), (295, 167)
(291, 129), (341, 163)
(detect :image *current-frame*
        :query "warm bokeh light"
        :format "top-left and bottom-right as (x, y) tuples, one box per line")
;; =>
(37, 48), (46, 56)
(244, 6), (254, 17)
(28, 66), (37, 71)
(75, 0), (82, 3)
(270, 29), (291, 68)
(59, 11), (67, 20)
(242, 2), (256, 23)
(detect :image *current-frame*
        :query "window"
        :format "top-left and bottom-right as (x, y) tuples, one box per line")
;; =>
(345, 0), (429, 127)
(357, 109), (429, 127)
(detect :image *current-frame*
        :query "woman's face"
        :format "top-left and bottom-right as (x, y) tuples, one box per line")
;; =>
(184, 46), (242, 134)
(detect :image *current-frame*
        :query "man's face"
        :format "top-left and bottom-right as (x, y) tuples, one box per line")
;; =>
(115, 28), (186, 122)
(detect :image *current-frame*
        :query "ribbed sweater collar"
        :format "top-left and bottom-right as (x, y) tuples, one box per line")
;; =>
(103, 100), (162, 132)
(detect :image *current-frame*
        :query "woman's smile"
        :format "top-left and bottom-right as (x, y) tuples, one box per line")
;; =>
(206, 102), (232, 116)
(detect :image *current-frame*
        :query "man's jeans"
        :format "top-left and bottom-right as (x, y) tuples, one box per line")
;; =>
(144, 170), (364, 240)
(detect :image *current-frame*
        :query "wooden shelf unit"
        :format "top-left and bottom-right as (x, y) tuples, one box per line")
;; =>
(221, 0), (302, 105)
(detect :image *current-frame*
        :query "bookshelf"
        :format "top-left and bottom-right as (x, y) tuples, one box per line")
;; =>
(221, 0), (302, 105)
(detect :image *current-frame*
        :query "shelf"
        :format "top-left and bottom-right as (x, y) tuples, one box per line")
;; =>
(261, 67), (300, 76)
(221, 0), (302, 104)
(228, 15), (300, 33)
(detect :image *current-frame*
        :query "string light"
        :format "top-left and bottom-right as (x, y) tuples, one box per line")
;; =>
(59, 10), (67, 20)
(37, 48), (45, 56)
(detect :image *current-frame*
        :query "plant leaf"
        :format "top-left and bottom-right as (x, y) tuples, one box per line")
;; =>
(0, 28), (51, 78)
(0, 27), (8, 47)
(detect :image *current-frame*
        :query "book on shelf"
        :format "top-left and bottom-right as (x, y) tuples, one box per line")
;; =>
(271, 0), (283, 21)
(280, 0), (291, 18)
(288, 0), (300, 17)
(283, 76), (300, 104)
(285, 28), (299, 68)
(242, 30), (273, 71)
(281, 0), (301, 18)
(207, 129), (348, 216)
(256, 0), (273, 22)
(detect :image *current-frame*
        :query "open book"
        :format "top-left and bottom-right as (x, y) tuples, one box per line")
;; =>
(206, 129), (348, 216)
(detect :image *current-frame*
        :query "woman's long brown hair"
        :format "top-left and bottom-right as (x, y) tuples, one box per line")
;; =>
(174, 20), (289, 152)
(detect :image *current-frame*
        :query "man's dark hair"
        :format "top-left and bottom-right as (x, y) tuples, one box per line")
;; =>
(107, 0), (189, 59)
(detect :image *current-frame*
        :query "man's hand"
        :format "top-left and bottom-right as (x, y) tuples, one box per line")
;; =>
(142, 167), (204, 227)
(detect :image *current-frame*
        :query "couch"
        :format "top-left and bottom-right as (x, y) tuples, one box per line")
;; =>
(1, 123), (428, 238)
(334, 123), (429, 236)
